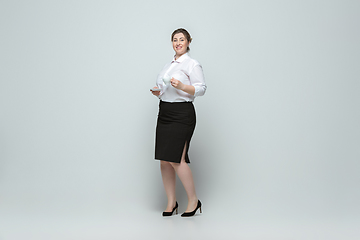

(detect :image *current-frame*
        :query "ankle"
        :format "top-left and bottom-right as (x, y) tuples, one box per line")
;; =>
(188, 197), (198, 203)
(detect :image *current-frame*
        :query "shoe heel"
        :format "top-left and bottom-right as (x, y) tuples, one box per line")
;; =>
(176, 208), (178, 214)
(181, 200), (202, 217)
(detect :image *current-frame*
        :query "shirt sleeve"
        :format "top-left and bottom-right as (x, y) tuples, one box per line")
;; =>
(189, 64), (207, 97)
(155, 63), (172, 99)
(156, 73), (167, 99)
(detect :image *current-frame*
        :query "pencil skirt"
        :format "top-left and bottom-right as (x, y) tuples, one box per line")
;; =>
(155, 100), (196, 163)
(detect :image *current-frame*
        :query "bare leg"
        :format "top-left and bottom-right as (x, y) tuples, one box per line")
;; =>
(160, 160), (177, 212)
(170, 143), (199, 212)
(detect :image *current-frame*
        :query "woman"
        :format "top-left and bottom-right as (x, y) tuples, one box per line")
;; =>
(150, 28), (207, 217)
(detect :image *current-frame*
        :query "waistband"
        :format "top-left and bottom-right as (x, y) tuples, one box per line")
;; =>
(160, 100), (193, 104)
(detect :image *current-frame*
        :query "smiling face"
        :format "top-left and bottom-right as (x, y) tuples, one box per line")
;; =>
(172, 33), (190, 59)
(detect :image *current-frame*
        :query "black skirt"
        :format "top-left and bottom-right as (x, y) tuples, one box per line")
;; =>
(155, 100), (196, 163)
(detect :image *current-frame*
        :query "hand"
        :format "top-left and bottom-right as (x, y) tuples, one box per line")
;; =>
(170, 78), (184, 90)
(150, 87), (161, 96)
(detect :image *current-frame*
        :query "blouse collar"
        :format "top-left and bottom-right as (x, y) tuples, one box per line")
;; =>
(172, 53), (189, 63)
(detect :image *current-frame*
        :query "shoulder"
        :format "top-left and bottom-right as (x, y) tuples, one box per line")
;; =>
(184, 55), (202, 68)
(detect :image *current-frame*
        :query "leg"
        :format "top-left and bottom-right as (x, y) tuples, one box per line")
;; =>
(160, 160), (177, 212)
(170, 143), (199, 212)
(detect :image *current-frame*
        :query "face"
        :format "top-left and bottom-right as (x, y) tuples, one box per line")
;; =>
(172, 33), (189, 57)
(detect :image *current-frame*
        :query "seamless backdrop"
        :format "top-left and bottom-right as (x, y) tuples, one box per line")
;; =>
(0, 0), (359, 239)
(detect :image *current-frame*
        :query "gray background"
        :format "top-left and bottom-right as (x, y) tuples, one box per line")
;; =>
(0, 0), (359, 239)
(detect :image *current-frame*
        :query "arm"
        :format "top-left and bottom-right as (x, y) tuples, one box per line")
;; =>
(150, 71), (167, 98)
(170, 64), (206, 96)
(170, 78), (195, 95)
(189, 64), (206, 97)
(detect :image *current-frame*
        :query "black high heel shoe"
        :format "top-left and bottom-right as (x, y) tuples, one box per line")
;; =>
(181, 200), (202, 217)
(162, 202), (178, 216)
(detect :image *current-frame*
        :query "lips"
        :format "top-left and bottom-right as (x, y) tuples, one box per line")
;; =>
(176, 46), (182, 50)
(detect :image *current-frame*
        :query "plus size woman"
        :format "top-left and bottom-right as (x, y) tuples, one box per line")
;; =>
(150, 28), (206, 217)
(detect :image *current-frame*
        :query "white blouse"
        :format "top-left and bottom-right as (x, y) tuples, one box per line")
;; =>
(156, 53), (207, 102)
